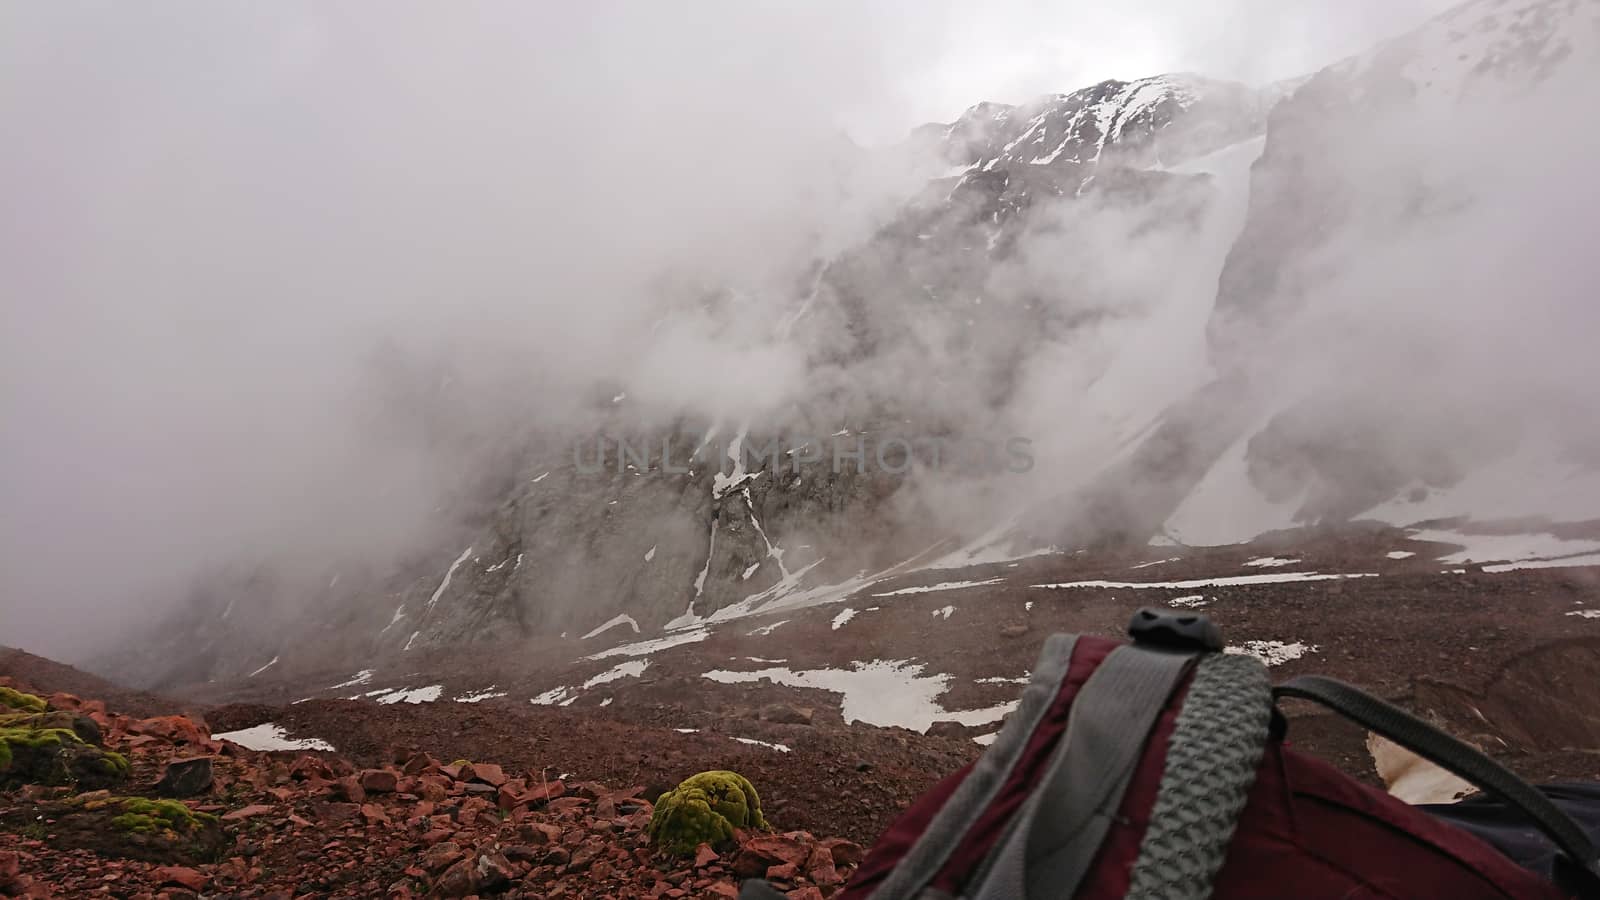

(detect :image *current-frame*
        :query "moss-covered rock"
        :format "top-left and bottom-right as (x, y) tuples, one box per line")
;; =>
(1, 720), (128, 790)
(647, 770), (770, 856)
(107, 797), (219, 835)
(0, 710), (103, 745)
(0, 795), (226, 864)
(0, 687), (47, 713)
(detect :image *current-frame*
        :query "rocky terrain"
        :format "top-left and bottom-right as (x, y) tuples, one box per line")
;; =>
(7, 517), (1600, 896)
(0, 669), (872, 899)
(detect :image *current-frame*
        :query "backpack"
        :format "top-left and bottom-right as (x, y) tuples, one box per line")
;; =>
(740, 609), (1600, 900)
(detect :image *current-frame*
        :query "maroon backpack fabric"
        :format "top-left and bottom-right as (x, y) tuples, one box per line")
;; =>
(836, 631), (1580, 900)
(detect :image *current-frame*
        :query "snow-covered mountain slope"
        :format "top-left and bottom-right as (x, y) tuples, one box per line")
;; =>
(918, 73), (1272, 174)
(1059, 0), (1600, 550)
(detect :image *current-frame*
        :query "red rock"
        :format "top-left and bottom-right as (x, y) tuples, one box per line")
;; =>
(522, 822), (562, 845)
(289, 756), (334, 781)
(358, 769), (398, 793)
(766, 862), (798, 880)
(467, 762), (506, 786)
(432, 858), (476, 897)
(529, 779), (566, 803)
(547, 796), (587, 814)
(152, 866), (208, 891)
(785, 888), (824, 900)
(360, 803), (391, 825)
(733, 835), (810, 877)
(421, 828), (456, 846)
(496, 784), (524, 811)
(0, 850), (18, 880)
(693, 843), (719, 869)
(438, 763), (463, 781)
(704, 882), (739, 898)
(472, 850), (515, 892)
(422, 842), (464, 873)
(402, 752), (438, 776)
(417, 775), (451, 802)
(129, 715), (209, 747)
(220, 804), (275, 821)
(809, 859), (842, 886)
(820, 837), (864, 867)
(311, 801), (360, 824)
(332, 775), (366, 803)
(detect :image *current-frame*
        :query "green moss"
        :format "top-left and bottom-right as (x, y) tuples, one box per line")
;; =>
(450, 758), (471, 767)
(647, 770), (770, 856)
(109, 797), (217, 835)
(0, 687), (47, 713)
(93, 751), (130, 776)
(1, 725), (82, 773)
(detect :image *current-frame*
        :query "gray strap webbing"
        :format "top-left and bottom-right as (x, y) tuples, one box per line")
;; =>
(1124, 652), (1272, 900)
(866, 634), (1081, 900)
(969, 643), (1195, 900)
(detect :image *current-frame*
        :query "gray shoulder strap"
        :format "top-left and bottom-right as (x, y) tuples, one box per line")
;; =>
(864, 633), (1081, 900)
(969, 643), (1196, 900)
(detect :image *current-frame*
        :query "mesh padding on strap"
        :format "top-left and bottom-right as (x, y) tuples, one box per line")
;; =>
(1124, 652), (1272, 900)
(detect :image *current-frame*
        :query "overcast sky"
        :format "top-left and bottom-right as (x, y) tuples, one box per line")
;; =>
(866, 0), (1462, 135)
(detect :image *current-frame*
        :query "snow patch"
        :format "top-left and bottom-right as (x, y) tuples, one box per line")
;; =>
(932, 605), (956, 621)
(1411, 530), (1600, 566)
(1169, 595), (1210, 609)
(584, 628), (710, 661)
(531, 687), (573, 706)
(374, 685), (443, 705)
(874, 578), (1003, 598)
(701, 660), (1011, 733)
(455, 687), (508, 703)
(1036, 572), (1378, 590)
(1485, 553), (1600, 573)
(247, 656), (279, 678)
(581, 614), (641, 641)
(583, 659), (651, 690)
(1243, 557), (1301, 568)
(212, 723), (335, 753)
(1386, 551), (1417, 560)
(830, 609), (857, 631)
(732, 737), (792, 753)
(426, 546), (474, 611)
(1226, 641), (1315, 667)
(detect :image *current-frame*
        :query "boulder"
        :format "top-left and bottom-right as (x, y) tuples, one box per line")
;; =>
(156, 756), (215, 798)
